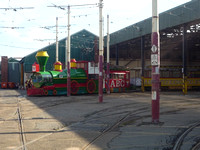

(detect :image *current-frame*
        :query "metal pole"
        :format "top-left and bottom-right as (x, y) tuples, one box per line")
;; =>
(67, 5), (71, 96)
(99, 0), (103, 102)
(141, 36), (145, 92)
(20, 63), (24, 88)
(56, 17), (59, 62)
(151, 0), (160, 123)
(116, 45), (119, 65)
(106, 14), (110, 94)
(182, 24), (187, 95)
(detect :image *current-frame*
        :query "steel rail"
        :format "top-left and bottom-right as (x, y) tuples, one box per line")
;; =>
(173, 121), (200, 150)
(17, 96), (27, 150)
(192, 141), (200, 150)
(81, 106), (151, 150)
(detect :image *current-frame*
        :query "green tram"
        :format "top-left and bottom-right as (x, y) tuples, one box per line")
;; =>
(26, 51), (130, 96)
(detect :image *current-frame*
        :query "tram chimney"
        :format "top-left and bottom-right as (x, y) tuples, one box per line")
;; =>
(35, 51), (49, 72)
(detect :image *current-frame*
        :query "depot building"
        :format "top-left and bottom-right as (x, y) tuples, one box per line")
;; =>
(1, 0), (200, 91)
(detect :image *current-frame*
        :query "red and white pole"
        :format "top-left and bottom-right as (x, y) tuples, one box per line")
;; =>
(99, 0), (103, 102)
(151, 0), (160, 123)
(56, 17), (59, 62)
(67, 5), (71, 96)
(106, 14), (110, 94)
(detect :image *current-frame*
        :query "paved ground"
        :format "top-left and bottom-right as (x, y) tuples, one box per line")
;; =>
(0, 89), (200, 150)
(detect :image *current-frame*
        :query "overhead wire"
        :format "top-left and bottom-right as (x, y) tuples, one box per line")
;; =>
(0, 1), (99, 30)
(0, 43), (36, 50)
(0, 0), (100, 56)
(0, 1), (59, 48)
(0, 4), (40, 51)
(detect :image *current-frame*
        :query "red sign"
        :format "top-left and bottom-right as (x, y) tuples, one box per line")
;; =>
(110, 79), (125, 88)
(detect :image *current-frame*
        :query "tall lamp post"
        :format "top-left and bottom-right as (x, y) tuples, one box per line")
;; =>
(67, 5), (71, 96)
(56, 17), (59, 62)
(151, 0), (160, 123)
(106, 14), (110, 94)
(99, 0), (103, 102)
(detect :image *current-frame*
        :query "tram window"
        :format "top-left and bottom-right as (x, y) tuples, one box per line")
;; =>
(80, 63), (84, 68)
(32, 76), (37, 83)
(90, 62), (94, 67)
(119, 74), (124, 79)
(76, 63), (80, 68)
(91, 62), (98, 67)
(84, 63), (87, 70)
(111, 74), (113, 79)
(77, 63), (84, 69)
(126, 73), (129, 79)
(43, 76), (48, 82)
(116, 74), (119, 79)
(32, 74), (43, 83)
(42, 74), (52, 82)
(112, 74), (115, 79)
(37, 76), (42, 82)
(112, 74), (118, 79)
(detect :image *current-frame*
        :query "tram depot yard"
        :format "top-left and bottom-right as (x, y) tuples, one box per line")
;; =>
(0, 89), (200, 150)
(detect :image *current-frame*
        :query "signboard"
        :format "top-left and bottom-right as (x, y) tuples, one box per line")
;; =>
(151, 45), (157, 53)
(151, 54), (158, 66)
(110, 79), (125, 88)
(152, 91), (157, 100)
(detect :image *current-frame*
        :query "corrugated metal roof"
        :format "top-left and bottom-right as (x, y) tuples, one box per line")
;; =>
(105, 0), (200, 46)
(22, 29), (98, 72)
(21, 0), (200, 72)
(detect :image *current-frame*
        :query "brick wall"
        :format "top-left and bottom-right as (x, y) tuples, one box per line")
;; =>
(1, 56), (8, 82)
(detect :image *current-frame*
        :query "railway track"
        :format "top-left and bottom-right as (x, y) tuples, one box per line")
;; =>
(81, 112), (133, 150)
(14, 95), (189, 150)
(80, 106), (197, 150)
(81, 105), (151, 150)
(1, 90), (200, 149)
(0, 92), (28, 150)
(13, 101), (150, 150)
(173, 121), (200, 150)
(17, 96), (27, 150)
(192, 142), (200, 150)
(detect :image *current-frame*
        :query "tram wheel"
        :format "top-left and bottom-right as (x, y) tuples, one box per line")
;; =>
(44, 90), (48, 96)
(71, 80), (79, 94)
(87, 80), (96, 94)
(53, 90), (57, 95)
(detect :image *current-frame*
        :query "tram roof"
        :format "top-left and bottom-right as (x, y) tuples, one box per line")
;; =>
(105, 0), (200, 46)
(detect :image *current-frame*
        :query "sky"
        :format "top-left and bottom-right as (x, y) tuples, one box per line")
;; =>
(0, 0), (191, 60)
